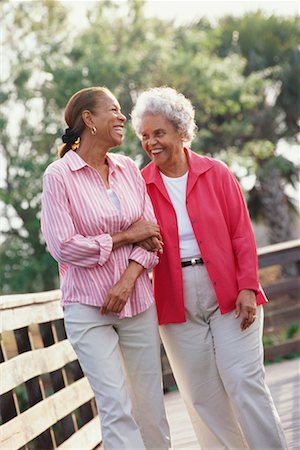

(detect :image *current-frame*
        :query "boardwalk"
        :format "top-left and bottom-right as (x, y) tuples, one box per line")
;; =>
(164, 358), (300, 449)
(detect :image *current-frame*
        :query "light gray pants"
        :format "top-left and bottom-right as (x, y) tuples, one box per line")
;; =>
(160, 264), (287, 450)
(64, 303), (170, 450)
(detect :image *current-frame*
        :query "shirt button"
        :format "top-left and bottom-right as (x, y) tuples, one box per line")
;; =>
(213, 281), (217, 286)
(205, 260), (209, 264)
(199, 240), (203, 244)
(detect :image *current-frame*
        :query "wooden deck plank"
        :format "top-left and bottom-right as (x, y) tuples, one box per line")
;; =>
(164, 358), (300, 449)
(265, 359), (300, 450)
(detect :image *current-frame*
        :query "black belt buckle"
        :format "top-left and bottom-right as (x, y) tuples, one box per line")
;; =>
(181, 258), (204, 268)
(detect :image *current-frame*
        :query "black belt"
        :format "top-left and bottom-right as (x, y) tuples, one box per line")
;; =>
(181, 258), (204, 268)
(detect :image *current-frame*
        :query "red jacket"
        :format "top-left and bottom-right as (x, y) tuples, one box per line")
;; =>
(142, 148), (267, 325)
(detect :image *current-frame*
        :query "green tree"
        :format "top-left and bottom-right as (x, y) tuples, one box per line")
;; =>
(46, 0), (175, 163)
(0, 0), (70, 293)
(1, 1), (299, 294)
(209, 13), (300, 242)
(244, 141), (299, 243)
(214, 12), (300, 139)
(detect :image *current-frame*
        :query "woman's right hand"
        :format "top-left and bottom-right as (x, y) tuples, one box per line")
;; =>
(112, 219), (162, 250)
(126, 219), (162, 243)
(137, 237), (164, 253)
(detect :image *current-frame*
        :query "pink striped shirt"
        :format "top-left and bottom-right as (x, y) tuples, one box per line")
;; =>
(41, 150), (158, 317)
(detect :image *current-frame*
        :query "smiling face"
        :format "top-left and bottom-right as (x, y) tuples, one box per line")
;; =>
(140, 114), (185, 172)
(92, 93), (126, 149)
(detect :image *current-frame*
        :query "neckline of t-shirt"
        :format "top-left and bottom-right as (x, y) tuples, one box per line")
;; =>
(160, 171), (188, 182)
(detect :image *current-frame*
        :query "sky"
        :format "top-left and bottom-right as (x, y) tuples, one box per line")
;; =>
(144, 0), (299, 23)
(64, 0), (299, 25)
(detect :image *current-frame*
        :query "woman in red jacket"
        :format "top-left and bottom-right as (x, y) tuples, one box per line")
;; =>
(131, 87), (287, 450)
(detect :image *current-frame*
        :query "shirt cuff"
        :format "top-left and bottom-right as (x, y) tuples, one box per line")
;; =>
(95, 234), (113, 266)
(129, 246), (159, 270)
(238, 279), (260, 293)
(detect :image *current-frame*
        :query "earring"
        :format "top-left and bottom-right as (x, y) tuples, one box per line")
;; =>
(91, 126), (97, 135)
(71, 137), (81, 150)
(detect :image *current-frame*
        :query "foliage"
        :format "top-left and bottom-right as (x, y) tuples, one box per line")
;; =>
(214, 12), (300, 138)
(1, 0), (69, 293)
(1, 1), (299, 293)
(243, 140), (299, 243)
(285, 322), (300, 340)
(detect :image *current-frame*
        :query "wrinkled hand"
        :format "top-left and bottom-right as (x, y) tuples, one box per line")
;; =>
(137, 237), (164, 253)
(126, 219), (162, 243)
(101, 278), (134, 315)
(235, 289), (257, 331)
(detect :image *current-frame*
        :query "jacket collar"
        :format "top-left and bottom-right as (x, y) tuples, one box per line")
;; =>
(143, 147), (214, 200)
(64, 149), (125, 173)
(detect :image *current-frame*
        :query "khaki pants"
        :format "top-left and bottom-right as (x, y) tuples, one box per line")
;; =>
(64, 303), (170, 450)
(160, 264), (287, 450)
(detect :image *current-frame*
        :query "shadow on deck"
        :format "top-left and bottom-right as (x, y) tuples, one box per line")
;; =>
(164, 358), (300, 449)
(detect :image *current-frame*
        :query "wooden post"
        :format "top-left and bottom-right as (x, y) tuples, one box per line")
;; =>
(14, 327), (55, 449)
(39, 322), (76, 444)
(0, 342), (18, 423)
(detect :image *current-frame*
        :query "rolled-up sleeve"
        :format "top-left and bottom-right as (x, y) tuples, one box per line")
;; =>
(129, 246), (159, 270)
(41, 173), (113, 267)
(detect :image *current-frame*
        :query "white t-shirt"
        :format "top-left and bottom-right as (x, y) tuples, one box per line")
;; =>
(107, 188), (122, 219)
(161, 171), (201, 259)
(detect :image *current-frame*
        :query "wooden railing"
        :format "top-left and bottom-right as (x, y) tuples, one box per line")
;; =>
(1, 239), (300, 449)
(0, 291), (101, 449)
(258, 239), (300, 360)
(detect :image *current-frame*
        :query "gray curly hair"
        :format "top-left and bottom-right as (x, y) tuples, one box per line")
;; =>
(131, 87), (197, 143)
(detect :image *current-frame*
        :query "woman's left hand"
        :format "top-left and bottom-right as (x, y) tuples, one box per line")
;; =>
(101, 261), (143, 315)
(137, 237), (164, 253)
(235, 289), (257, 331)
(101, 278), (133, 315)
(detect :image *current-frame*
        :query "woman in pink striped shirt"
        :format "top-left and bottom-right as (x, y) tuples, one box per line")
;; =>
(41, 87), (170, 450)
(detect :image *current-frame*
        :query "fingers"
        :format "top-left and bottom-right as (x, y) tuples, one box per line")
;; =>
(101, 295), (126, 315)
(151, 237), (164, 253)
(101, 282), (131, 315)
(240, 310), (257, 331)
(235, 302), (241, 318)
(101, 304), (107, 315)
(137, 237), (164, 252)
(235, 290), (257, 331)
(137, 240), (153, 251)
(134, 220), (162, 240)
(135, 219), (159, 231)
(146, 223), (162, 240)
(101, 300), (123, 315)
(240, 318), (251, 331)
(248, 310), (257, 322)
